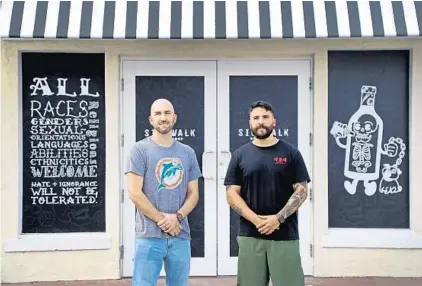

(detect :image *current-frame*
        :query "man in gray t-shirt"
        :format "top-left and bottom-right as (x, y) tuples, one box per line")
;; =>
(125, 99), (202, 286)
(126, 137), (201, 240)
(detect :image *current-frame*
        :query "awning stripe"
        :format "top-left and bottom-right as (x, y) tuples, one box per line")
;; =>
(237, 1), (247, 39)
(403, 1), (420, 37)
(102, 2), (113, 39)
(44, 1), (58, 38)
(113, 1), (126, 39)
(292, 1), (305, 38)
(80, 1), (93, 39)
(67, 1), (82, 38)
(281, 1), (293, 38)
(215, 1), (225, 39)
(313, 1), (327, 38)
(381, 1), (397, 37)
(392, 1), (408, 37)
(247, 1), (259, 39)
(33, 1), (47, 38)
(57, 2), (70, 38)
(170, 1), (181, 39)
(259, 1), (271, 39)
(148, 1), (158, 39)
(125, 1), (136, 39)
(415, 2), (422, 35)
(225, 1), (236, 39)
(370, 1), (384, 37)
(20, 1), (36, 38)
(358, 1), (373, 37)
(193, 1), (204, 39)
(181, 0), (192, 39)
(158, 0), (169, 39)
(347, 2), (361, 38)
(325, 1), (339, 38)
(335, 1), (350, 37)
(1, 1), (422, 40)
(9, 1), (24, 38)
(90, 1), (104, 39)
(303, 1), (316, 38)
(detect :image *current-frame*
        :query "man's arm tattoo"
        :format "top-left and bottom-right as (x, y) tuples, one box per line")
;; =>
(232, 205), (243, 215)
(277, 181), (308, 220)
(226, 185), (243, 215)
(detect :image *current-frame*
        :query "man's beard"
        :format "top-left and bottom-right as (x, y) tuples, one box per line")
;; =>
(153, 120), (175, 135)
(251, 125), (274, 139)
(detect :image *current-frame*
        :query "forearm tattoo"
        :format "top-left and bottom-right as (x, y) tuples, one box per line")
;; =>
(232, 205), (243, 215)
(226, 185), (243, 215)
(277, 181), (308, 220)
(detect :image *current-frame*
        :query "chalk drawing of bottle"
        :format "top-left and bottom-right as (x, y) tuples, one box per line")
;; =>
(331, 85), (383, 196)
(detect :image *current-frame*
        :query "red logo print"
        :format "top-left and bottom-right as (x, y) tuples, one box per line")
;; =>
(273, 157), (287, 165)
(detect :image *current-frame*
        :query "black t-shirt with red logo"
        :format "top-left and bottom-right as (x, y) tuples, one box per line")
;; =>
(224, 140), (311, 241)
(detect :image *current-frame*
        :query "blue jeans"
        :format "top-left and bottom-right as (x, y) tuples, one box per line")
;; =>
(132, 237), (191, 286)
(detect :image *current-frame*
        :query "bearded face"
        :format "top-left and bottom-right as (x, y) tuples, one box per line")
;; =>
(250, 123), (274, 139)
(148, 99), (178, 136)
(150, 115), (176, 135)
(249, 107), (276, 140)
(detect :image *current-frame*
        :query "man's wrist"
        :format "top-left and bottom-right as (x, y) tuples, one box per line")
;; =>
(276, 212), (285, 224)
(155, 212), (165, 222)
(252, 215), (261, 226)
(176, 211), (185, 222)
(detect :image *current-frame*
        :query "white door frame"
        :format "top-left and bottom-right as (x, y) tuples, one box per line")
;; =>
(216, 59), (314, 276)
(120, 60), (218, 277)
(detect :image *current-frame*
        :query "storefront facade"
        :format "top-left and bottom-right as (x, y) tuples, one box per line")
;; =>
(1, 1), (422, 283)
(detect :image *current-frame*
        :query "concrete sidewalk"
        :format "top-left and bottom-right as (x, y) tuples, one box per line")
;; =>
(3, 277), (422, 286)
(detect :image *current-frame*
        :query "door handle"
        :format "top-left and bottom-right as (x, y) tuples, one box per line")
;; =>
(202, 150), (214, 180)
(219, 150), (232, 179)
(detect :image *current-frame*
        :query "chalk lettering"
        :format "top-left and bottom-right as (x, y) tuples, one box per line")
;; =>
(30, 100), (89, 119)
(30, 165), (97, 178)
(30, 77), (54, 96)
(26, 76), (102, 207)
(237, 128), (289, 137)
(30, 77), (101, 98)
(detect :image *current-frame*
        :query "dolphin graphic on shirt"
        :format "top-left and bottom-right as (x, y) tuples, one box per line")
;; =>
(157, 160), (183, 190)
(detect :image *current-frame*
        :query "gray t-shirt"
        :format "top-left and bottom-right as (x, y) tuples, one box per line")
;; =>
(125, 137), (202, 240)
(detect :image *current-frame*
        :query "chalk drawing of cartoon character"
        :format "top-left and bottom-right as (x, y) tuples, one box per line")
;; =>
(330, 85), (406, 196)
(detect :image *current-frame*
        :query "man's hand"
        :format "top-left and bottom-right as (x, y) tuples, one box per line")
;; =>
(251, 215), (265, 228)
(257, 215), (280, 235)
(157, 213), (182, 236)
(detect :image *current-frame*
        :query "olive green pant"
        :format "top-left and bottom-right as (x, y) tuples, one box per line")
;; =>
(237, 236), (304, 286)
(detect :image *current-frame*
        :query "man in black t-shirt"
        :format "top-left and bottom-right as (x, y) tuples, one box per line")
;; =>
(224, 101), (311, 286)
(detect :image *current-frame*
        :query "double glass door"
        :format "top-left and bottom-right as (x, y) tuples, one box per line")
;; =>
(121, 59), (312, 277)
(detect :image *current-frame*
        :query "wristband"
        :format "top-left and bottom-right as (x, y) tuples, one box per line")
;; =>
(176, 211), (185, 222)
(277, 213), (285, 224)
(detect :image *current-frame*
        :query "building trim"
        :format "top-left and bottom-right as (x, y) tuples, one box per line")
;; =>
(3, 233), (113, 252)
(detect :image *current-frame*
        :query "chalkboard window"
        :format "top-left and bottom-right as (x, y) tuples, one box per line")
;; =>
(328, 50), (409, 229)
(21, 52), (106, 233)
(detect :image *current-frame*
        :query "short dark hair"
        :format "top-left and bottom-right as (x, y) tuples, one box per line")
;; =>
(249, 100), (275, 115)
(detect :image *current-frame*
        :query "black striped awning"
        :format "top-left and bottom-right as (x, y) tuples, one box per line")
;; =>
(1, 1), (422, 40)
